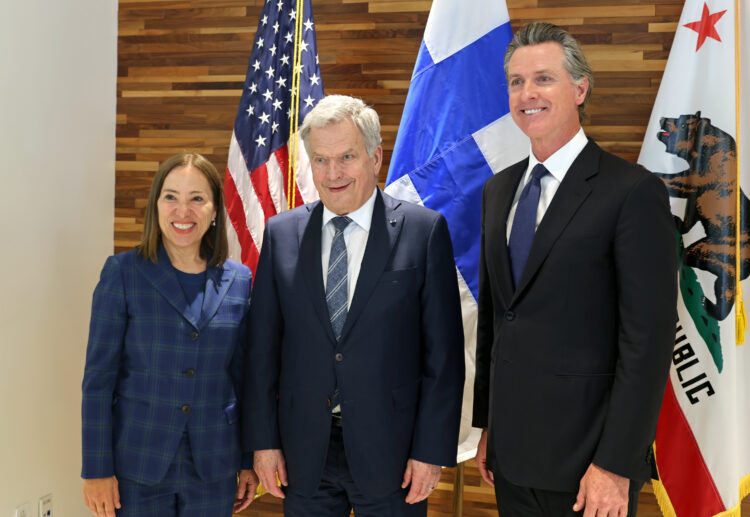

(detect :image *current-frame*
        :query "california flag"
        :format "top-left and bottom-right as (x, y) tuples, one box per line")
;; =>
(637, 0), (750, 515)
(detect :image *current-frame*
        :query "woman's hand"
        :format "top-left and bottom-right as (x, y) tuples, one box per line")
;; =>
(82, 476), (121, 517)
(234, 469), (260, 512)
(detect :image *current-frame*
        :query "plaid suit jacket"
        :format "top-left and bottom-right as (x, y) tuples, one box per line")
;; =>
(81, 247), (251, 485)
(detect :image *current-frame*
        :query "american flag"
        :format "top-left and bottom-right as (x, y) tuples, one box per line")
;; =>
(224, 0), (324, 274)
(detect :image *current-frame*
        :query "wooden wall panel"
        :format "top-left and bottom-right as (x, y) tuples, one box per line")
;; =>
(115, 0), (683, 251)
(113, 5), (750, 514)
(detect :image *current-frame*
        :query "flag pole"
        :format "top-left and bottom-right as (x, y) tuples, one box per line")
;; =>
(735, 0), (746, 345)
(288, 0), (305, 210)
(451, 462), (464, 517)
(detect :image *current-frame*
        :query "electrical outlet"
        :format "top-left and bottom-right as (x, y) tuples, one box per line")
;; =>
(14, 503), (30, 517)
(38, 495), (52, 517)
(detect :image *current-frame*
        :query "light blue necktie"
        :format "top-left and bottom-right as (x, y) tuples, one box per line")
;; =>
(326, 216), (352, 340)
(508, 163), (548, 288)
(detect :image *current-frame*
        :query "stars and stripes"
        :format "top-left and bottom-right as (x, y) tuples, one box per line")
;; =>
(224, 0), (324, 274)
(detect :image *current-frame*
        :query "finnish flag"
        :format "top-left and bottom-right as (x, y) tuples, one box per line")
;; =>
(385, 0), (528, 459)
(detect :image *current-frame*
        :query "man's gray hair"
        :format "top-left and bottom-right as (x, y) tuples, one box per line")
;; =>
(504, 22), (594, 122)
(300, 95), (382, 157)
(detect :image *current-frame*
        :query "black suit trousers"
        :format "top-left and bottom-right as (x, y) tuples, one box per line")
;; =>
(493, 468), (642, 517)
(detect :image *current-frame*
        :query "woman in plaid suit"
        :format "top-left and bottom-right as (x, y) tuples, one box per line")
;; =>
(81, 154), (258, 517)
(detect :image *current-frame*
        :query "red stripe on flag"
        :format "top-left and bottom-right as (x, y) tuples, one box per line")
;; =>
(249, 162), (278, 223)
(224, 168), (260, 275)
(655, 379), (725, 516)
(275, 147), (304, 208)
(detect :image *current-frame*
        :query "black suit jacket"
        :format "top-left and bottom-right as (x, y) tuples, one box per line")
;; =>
(472, 140), (678, 491)
(243, 190), (465, 499)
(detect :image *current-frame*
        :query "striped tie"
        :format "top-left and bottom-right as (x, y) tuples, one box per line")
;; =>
(326, 216), (352, 340)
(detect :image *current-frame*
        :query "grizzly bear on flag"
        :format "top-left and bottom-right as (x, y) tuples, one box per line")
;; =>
(653, 111), (750, 321)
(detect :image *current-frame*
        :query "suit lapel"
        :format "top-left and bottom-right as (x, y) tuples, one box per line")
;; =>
(298, 202), (338, 344)
(512, 140), (600, 299)
(490, 161), (526, 308)
(199, 264), (236, 330)
(137, 247), (198, 329)
(341, 190), (401, 341)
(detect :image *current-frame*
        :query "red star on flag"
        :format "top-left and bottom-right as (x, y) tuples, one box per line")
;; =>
(683, 2), (726, 51)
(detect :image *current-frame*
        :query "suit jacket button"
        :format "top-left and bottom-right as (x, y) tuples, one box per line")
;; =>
(190, 331), (199, 341)
(181, 405), (191, 414)
(185, 369), (195, 377)
(505, 311), (515, 321)
(335, 352), (344, 362)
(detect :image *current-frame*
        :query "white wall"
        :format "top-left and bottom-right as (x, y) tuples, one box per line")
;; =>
(0, 0), (117, 515)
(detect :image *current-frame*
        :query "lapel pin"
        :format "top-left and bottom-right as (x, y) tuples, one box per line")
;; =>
(388, 218), (397, 226)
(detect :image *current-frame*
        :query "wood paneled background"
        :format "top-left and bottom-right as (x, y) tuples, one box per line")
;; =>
(115, 0), (684, 251)
(115, 4), (750, 514)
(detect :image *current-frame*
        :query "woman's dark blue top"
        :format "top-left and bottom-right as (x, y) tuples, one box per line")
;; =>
(173, 267), (206, 323)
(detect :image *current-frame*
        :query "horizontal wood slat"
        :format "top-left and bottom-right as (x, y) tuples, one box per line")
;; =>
(115, 0), (683, 252)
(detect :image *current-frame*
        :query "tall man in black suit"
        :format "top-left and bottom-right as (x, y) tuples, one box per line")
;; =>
(243, 95), (465, 517)
(472, 23), (678, 517)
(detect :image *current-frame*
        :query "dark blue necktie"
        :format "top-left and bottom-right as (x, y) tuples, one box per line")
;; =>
(508, 163), (548, 288)
(326, 216), (352, 340)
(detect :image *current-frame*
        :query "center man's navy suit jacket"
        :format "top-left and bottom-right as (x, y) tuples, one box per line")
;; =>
(82, 247), (251, 485)
(243, 190), (465, 499)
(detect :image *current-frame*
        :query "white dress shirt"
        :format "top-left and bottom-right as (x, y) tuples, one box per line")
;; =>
(321, 188), (377, 309)
(506, 128), (589, 242)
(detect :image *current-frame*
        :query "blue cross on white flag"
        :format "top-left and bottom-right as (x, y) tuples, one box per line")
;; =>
(385, 0), (528, 460)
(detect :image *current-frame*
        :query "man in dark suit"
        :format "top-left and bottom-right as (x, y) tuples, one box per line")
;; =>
(243, 94), (465, 517)
(472, 23), (678, 517)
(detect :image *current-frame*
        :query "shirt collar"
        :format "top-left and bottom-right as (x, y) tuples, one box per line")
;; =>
(527, 127), (588, 183)
(321, 187), (378, 232)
